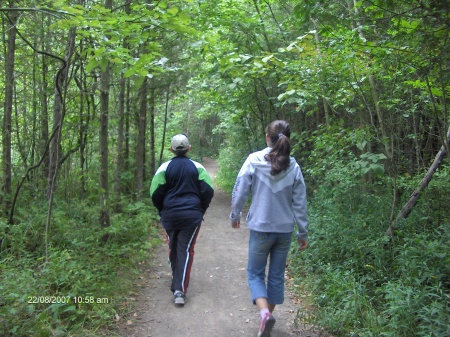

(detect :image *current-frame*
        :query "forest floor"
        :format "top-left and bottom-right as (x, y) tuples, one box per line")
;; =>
(116, 157), (320, 337)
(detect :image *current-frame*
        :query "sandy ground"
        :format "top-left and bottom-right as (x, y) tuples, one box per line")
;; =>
(117, 158), (320, 337)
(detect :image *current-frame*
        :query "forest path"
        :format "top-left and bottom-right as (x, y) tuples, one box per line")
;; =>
(117, 157), (319, 337)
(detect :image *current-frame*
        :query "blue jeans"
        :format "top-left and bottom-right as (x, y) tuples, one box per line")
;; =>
(247, 230), (292, 305)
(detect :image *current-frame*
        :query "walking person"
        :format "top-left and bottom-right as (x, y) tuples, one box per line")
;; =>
(150, 134), (214, 306)
(230, 120), (308, 337)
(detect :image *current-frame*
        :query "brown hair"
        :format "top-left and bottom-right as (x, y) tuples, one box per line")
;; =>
(264, 120), (291, 175)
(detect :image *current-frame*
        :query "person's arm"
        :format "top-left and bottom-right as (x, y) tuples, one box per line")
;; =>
(150, 164), (168, 213)
(198, 166), (214, 212)
(230, 158), (252, 228)
(292, 166), (308, 250)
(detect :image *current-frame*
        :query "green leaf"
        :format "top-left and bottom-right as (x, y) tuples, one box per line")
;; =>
(177, 12), (191, 24)
(167, 7), (179, 15)
(86, 58), (99, 72)
(63, 305), (77, 312)
(124, 68), (135, 78)
(262, 54), (273, 63)
(100, 58), (109, 72)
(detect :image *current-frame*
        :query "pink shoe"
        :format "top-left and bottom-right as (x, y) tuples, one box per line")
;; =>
(258, 312), (276, 337)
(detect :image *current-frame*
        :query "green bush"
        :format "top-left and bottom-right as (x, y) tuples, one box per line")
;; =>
(288, 160), (450, 336)
(0, 198), (161, 337)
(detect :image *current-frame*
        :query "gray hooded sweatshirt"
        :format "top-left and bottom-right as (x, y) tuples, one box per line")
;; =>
(230, 147), (308, 240)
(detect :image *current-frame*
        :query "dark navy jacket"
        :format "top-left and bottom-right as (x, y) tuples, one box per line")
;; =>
(150, 156), (214, 227)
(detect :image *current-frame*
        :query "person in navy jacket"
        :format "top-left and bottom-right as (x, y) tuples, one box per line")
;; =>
(150, 134), (214, 306)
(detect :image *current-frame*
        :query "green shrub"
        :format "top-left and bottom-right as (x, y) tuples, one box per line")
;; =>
(0, 198), (161, 337)
(289, 168), (450, 337)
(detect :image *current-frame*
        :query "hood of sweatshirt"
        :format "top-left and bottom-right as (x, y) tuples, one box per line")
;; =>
(250, 147), (297, 193)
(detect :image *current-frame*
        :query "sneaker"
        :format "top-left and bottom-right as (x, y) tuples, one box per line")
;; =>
(174, 291), (185, 306)
(258, 312), (276, 337)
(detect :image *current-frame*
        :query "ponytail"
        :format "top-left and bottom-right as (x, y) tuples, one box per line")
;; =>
(264, 120), (291, 176)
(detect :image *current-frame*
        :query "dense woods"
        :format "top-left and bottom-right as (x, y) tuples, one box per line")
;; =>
(1, 0), (449, 336)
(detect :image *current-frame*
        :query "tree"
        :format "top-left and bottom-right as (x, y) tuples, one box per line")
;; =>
(135, 77), (148, 199)
(1, 2), (18, 215)
(98, 0), (113, 238)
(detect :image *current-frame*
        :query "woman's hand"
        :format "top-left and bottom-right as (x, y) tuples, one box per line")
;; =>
(297, 238), (308, 251)
(231, 220), (240, 228)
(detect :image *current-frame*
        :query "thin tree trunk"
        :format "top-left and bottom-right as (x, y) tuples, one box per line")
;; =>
(40, 31), (50, 183)
(1, 6), (18, 214)
(368, 74), (393, 160)
(99, 68), (111, 229)
(149, 85), (156, 174)
(99, 0), (112, 239)
(14, 79), (28, 165)
(311, 18), (331, 127)
(73, 62), (91, 198)
(47, 27), (75, 199)
(114, 1), (130, 209)
(45, 27), (75, 261)
(124, 80), (131, 194)
(135, 78), (148, 199)
(99, 70), (111, 235)
(114, 74), (126, 209)
(159, 85), (169, 168)
(350, 0), (393, 160)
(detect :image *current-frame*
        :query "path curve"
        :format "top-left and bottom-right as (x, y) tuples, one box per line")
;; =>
(118, 158), (319, 337)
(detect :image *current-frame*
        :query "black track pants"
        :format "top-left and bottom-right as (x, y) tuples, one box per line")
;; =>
(164, 224), (201, 294)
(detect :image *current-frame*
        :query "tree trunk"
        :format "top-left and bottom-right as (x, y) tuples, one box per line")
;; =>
(159, 86), (169, 168)
(114, 74), (126, 209)
(124, 80), (131, 194)
(99, 68), (111, 234)
(40, 33), (50, 183)
(47, 27), (76, 199)
(311, 19), (331, 127)
(114, 1), (130, 209)
(1, 5), (18, 214)
(99, 0), (112, 238)
(149, 85), (156, 175)
(73, 63), (92, 198)
(135, 78), (148, 199)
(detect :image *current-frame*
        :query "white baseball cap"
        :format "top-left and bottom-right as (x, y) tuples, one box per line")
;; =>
(171, 134), (189, 151)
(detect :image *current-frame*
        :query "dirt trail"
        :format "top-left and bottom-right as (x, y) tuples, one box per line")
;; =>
(117, 158), (319, 337)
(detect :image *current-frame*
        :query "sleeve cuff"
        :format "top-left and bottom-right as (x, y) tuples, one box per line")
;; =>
(229, 211), (241, 221)
(296, 231), (307, 240)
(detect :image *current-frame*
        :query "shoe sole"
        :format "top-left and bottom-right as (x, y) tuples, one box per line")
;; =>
(258, 316), (275, 337)
(174, 298), (185, 306)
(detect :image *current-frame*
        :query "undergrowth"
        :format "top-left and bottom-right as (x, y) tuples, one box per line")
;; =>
(288, 169), (450, 337)
(0, 198), (161, 337)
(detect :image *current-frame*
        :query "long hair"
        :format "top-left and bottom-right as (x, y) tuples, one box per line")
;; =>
(264, 120), (291, 175)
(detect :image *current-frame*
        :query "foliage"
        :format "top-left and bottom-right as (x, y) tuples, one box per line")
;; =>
(288, 163), (450, 336)
(0, 198), (161, 336)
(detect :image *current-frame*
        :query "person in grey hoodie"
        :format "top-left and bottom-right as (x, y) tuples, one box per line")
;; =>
(230, 120), (308, 337)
